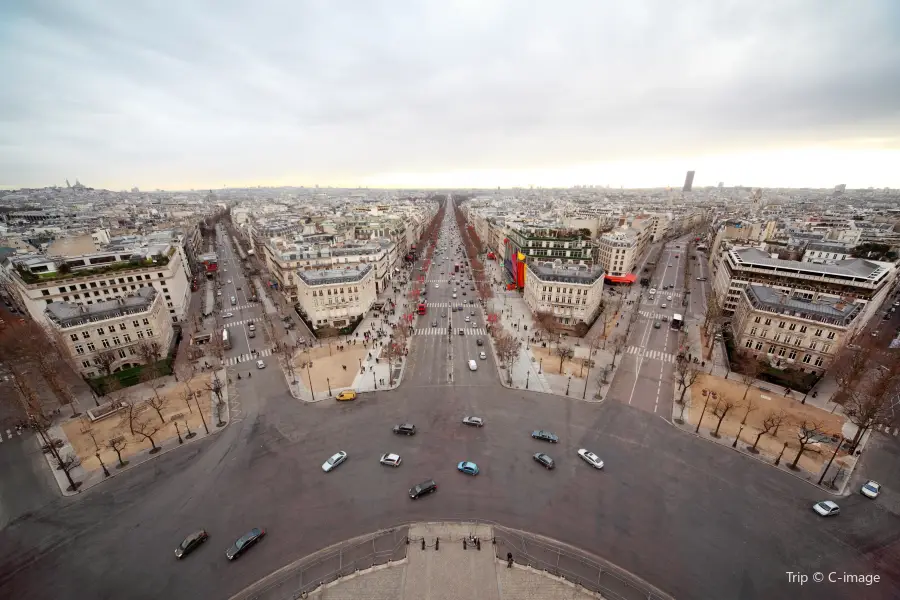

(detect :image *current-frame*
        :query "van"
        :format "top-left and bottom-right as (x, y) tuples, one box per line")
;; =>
(468, 359), (477, 371)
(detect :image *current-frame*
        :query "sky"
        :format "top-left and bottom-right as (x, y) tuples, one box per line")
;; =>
(2, 0), (900, 191)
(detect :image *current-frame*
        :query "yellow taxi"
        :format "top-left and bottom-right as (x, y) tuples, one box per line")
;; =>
(335, 390), (358, 401)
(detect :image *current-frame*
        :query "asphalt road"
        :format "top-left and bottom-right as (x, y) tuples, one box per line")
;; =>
(1, 218), (899, 600)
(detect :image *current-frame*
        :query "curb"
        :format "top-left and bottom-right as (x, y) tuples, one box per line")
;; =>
(665, 384), (861, 497)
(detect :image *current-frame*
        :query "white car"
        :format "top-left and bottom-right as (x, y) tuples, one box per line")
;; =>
(217, 290), (222, 296)
(379, 453), (402, 467)
(861, 480), (881, 499)
(465, 316), (471, 322)
(223, 312), (234, 318)
(661, 303), (667, 309)
(667, 295), (673, 300)
(649, 288), (656, 295)
(577, 449), (604, 469)
(812, 500), (840, 517)
(256, 359), (265, 369)
(479, 351), (486, 360)
(322, 450), (348, 472)
(435, 283), (439, 288)
(462, 416), (484, 427)
(227, 279), (232, 284)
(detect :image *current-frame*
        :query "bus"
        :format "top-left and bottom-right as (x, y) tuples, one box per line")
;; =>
(417, 302), (427, 315)
(222, 328), (231, 349)
(671, 313), (683, 330)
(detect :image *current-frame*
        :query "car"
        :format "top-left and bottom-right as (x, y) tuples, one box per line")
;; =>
(577, 449), (604, 469)
(462, 291), (466, 295)
(661, 303), (667, 308)
(649, 288), (657, 295)
(531, 430), (559, 443)
(217, 290), (222, 296)
(379, 453), (402, 467)
(812, 500), (840, 517)
(479, 351), (487, 360)
(409, 479), (437, 499)
(442, 311), (446, 317)
(654, 321), (661, 329)
(175, 529), (209, 559)
(225, 527), (266, 560)
(432, 320), (438, 327)
(335, 390), (357, 401)
(476, 338), (484, 346)
(667, 295), (673, 300)
(462, 416), (484, 427)
(322, 450), (348, 472)
(861, 480), (882, 499)
(458, 328), (464, 335)
(393, 423), (416, 435)
(248, 323), (255, 331)
(465, 316), (471, 322)
(222, 312), (234, 318)
(435, 283), (439, 288)
(457, 461), (479, 476)
(533, 453), (555, 469)
(256, 359), (265, 369)
(227, 279), (232, 284)
(697, 277), (707, 281)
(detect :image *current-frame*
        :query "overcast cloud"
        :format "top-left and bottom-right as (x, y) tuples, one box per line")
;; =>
(2, 0), (899, 189)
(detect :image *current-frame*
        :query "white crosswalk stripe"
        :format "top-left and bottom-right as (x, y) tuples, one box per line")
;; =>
(221, 318), (262, 327)
(638, 310), (671, 321)
(419, 301), (478, 308)
(225, 347), (274, 366)
(625, 346), (677, 363)
(414, 327), (487, 336)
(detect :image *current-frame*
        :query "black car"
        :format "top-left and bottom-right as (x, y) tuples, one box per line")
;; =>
(409, 479), (437, 499)
(225, 527), (266, 560)
(531, 430), (559, 443)
(476, 339), (484, 346)
(533, 453), (555, 469)
(393, 423), (416, 435)
(175, 530), (209, 559)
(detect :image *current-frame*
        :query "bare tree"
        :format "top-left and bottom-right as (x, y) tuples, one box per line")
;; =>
(842, 386), (897, 451)
(609, 335), (628, 367)
(790, 420), (826, 469)
(710, 396), (737, 437)
(141, 368), (169, 424)
(674, 358), (702, 418)
(533, 311), (557, 342)
(830, 341), (878, 405)
(208, 334), (225, 367)
(95, 350), (118, 377)
(119, 397), (143, 437)
(735, 353), (762, 402)
(79, 419), (101, 452)
(740, 397), (758, 425)
(106, 435), (129, 467)
(748, 411), (782, 453)
(555, 343), (575, 373)
(132, 417), (163, 454)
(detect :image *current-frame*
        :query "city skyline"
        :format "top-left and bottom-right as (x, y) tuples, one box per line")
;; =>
(2, 0), (899, 190)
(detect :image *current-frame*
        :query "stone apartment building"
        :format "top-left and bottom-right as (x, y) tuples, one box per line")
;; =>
(595, 221), (654, 283)
(524, 262), (605, 330)
(295, 264), (376, 330)
(45, 286), (175, 378)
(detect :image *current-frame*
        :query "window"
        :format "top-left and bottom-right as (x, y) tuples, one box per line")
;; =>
(794, 338), (803, 346)
(82, 331), (90, 339)
(778, 321), (785, 329)
(789, 350), (797, 360)
(764, 318), (771, 326)
(118, 349), (126, 359)
(133, 320), (140, 327)
(755, 341), (763, 351)
(129, 347), (137, 356)
(809, 341), (817, 350)
(119, 323), (127, 331)
(745, 340), (753, 348)
(136, 330), (145, 339)
(80, 283), (87, 290)
(123, 334), (131, 343)
(760, 330), (768, 338)
(778, 347), (787, 356)
(773, 333), (781, 342)
(802, 354), (812, 364)
(768, 345), (776, 354)
(97, 328), (105, 336)
(750, 327), (757, 336)
(143, 318), (150, 325)
(41, 289), (50, 296)
(82, 360), (91, 368)
(87, 342), (96, 352)
(788, 323), (796, 331)
(112, 336), (121, 345)
(63, 296), (70, 301)
(75, 344), (85, 355)
(827, 331), (835, 340)
(102, 339), (111, 348)
(799, 325), (807, 333)
(814, 356), (824, 367)
(814, 328), (823, 337)
(108, 326), (115, 334)
(70, 333), (79, 342)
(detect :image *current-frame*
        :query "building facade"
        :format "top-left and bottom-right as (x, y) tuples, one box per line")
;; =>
(295, 265), (376, 330)
(523, 262), (605, 330)
(596, 224), (653, 283)
(45, 286), (175, 378)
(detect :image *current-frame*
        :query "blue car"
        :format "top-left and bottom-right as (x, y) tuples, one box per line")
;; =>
(457, 461), (479, 476)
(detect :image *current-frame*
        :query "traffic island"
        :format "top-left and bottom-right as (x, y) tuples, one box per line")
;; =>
(672, 372), (859, 492)
(41, 370), (230, 496)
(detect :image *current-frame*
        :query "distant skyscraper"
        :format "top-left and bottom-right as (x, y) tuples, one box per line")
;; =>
(683, 171), (695, 192)
(718, 182), (724, 188)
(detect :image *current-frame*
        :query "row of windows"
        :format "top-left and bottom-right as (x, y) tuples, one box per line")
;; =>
(745, 330), (832, 352)
(310, 286), (361, 296)
(540, 286), (589, 295)
(750, 318), (836, 339)
(313, 296), (361, 307)
(81, 346), (138, 366)
(73, 329), (154, 354)
(541, 295), (589, 306)
(744, 342), (826, 367)
(40, 272), (167, 296)
(70, 318), (152, 341)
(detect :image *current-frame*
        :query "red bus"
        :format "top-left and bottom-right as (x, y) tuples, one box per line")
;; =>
(417, 303), (427, 315)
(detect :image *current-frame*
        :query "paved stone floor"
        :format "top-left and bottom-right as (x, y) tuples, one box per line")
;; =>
(307, 523), (603, 600)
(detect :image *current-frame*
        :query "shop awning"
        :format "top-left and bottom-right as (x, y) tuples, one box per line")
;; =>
(604, 273), (637, 284)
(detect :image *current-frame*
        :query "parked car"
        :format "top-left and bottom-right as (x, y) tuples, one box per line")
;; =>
(379, 453), (402, 467)
(462, 416), (484, 427)
(409, 479), (437, 499)
(577, 449), (604, 469)
(175, 530), (209, 559)
(225, 528), (266, 560)
(533, 453), (555, 469)
(812, 500), (840, 517)
(457, 461), (480, 476)
(335, 390), (357, 401)
(531, 430), (559, 443)
(393, 423), (416, 435)
(861, 480), (882, 499)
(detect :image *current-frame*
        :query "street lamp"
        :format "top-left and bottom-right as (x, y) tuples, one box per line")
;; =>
(539, 358), (543, 374)
(565, 375), (571, 396)
(327, 377), (332, 396)
(526, 371), (530, 389)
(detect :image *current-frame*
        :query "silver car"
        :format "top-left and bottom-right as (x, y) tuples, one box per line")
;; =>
(322, 451), (348, 472)
(462, 416), (484, 427)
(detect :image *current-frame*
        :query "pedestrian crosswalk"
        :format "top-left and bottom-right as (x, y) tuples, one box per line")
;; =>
(421, 301), (478, 308)
(638, 310), (671, 321)
(649, 290), (683, 300)
(224, 347), (274, 366)
(226, 303), (257, 312)
(415, 327), (487, 336)
(0, 428), (23, 443)
(222, 318), (259, 327)
(626, 346), (677, 363)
